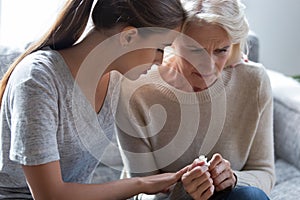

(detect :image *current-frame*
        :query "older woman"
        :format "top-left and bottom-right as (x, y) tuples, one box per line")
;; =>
(116, 0), (275, 199)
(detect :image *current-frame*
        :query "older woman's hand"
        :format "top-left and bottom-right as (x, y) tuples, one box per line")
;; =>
(208, 153), (237, 192)
(182, 159), (214, 200)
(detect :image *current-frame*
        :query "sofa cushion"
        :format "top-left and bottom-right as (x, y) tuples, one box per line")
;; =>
(267, 70), (300, 170)
(270, 177), (300, 200)
(273, 159), (300, 185)
(270, 159), (300, 199)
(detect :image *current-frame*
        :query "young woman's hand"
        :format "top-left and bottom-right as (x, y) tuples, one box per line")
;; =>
(141, 166), (188, 194)
(208, 153), (237, 191)
(181, 159), (214, 200)
(22, 161), (188, 200)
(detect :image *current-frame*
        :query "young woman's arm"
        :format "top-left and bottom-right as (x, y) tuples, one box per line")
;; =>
(22, 160), (186, 200)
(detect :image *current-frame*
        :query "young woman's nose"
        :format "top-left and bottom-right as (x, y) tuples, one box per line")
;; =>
(154, 49), (164, 65)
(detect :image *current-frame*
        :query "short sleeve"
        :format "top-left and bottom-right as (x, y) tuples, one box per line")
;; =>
(8, 67), (60, 166)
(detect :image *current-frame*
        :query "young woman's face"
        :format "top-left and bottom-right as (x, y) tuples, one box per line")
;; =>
(174, 22), (232, 91)
(118, 27), (181, 79)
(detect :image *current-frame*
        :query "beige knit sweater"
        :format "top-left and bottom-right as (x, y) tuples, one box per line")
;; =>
(115, 61), (275, 199)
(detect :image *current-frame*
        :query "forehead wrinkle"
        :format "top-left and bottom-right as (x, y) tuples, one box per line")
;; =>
(184, 23), (230, 51)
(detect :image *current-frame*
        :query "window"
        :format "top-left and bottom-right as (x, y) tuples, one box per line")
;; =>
(0, 0), (67, 47)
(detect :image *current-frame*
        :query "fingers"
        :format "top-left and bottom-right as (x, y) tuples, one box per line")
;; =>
(144, 153), (237, 196)
(208, 153), (236, 191)
(212, 169), (235, 191)
(191, 184), (214, 200)
(182, 165), (209, 186)
(142, 172), (184, 194)
(210, 159), (228, 179)
(208, 153), (222, 169)
(179, 153), (236, 197)
(188, 158), (206, 171)
(175, 165), (190, 179)
(174, 161), (207, 188)
(182, 165), (214, 200)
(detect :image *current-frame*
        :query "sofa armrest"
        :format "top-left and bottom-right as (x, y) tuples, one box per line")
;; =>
(247, 30), (260, 62)
(267, 70), (300, 170)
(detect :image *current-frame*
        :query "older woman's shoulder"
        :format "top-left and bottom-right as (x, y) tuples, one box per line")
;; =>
(237, 60), (269, 78)
(242, 60), (266, 70)
(225, 60), (271, 89)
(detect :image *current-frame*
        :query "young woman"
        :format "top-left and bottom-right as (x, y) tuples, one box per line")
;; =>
(0, 0), (187, 199)
(116, 0), (275, 199)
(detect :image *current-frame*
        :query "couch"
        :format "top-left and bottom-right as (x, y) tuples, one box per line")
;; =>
(247, 32), (300, 199)
(0, 36), (299, 199)
(267, 69), (300, 199)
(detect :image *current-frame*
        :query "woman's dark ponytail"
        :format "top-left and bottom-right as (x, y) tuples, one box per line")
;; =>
(46, 0), (94, 49)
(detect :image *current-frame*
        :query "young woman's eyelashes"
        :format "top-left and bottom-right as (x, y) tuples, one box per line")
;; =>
(183, 44), (205, 53)
(190, 47), (205, 53)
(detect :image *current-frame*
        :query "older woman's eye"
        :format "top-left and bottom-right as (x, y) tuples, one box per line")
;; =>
(215, 48), (228, 55)
(215, 46), (230, 54)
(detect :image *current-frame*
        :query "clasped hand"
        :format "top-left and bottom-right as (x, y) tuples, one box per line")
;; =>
(181, 153), (237, 200)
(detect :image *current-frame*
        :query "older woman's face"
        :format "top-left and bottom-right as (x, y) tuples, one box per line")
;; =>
(174, 22), (232, 90)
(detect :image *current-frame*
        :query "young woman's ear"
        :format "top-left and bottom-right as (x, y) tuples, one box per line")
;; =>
(120, 26), (138, 47)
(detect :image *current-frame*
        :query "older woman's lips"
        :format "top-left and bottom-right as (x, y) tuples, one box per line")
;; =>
(192, 71), (215, 78)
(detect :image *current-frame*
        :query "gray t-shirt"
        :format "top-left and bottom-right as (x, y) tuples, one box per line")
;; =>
(0, 49), (121, 199)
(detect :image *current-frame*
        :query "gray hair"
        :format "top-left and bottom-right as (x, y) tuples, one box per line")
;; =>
(182, 0), (249, 50)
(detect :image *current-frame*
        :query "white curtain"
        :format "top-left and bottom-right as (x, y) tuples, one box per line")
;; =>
(0, 0), (66, 47)
(0, 0), (2, 41)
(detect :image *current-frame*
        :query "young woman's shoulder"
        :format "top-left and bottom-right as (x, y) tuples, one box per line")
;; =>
(10, 49), (67, 87)
(18, 49), (63, 74)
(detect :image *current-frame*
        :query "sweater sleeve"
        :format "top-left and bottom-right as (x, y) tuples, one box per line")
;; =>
(115, 81), (166, 200)
(234, 67), (276, 195)
(115, 80), (161, 177)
